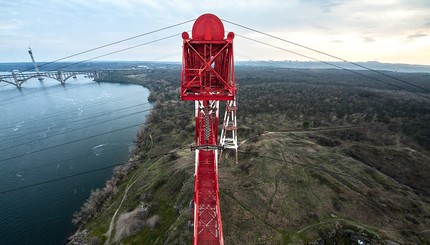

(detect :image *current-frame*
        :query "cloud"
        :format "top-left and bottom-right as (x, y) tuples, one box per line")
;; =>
(362, 36), (375, 42)
(320, 0), (344, 13)
(407, 32), (428, 40)
(1, 0), (430, 64)
(0, 22), (20, 31)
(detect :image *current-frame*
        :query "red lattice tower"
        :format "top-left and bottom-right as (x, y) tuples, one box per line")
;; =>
(181, 14), (236, 245)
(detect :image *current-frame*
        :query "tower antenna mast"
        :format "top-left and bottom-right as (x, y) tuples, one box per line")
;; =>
(181, 13), (238, 245)
(28, 47), (44, 81)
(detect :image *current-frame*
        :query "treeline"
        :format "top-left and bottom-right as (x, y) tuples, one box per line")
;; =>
(235, 66), (430, 92)
(234, 67), (430, 148)
(98, 66), (430, 148)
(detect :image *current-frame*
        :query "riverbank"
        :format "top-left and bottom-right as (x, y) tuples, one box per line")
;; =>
(0, 72), (150, 244)
(68, 68), (195, 244)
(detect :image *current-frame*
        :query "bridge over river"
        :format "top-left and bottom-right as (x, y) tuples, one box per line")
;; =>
(0, 70), (111, 88)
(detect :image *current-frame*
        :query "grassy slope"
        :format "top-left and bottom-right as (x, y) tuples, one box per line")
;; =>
(78, 67), (430, 244)
(223, 132), (430, 244)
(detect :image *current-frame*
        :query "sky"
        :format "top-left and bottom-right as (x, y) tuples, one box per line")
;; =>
(1, 0), (429, 65)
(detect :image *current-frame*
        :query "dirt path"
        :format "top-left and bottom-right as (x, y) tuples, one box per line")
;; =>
(297, 218), (345, 233)
(239, 125), (370, 147)
(104, 155), (167, 244)
(104, 171), (140, 245)
(264, 124), (370, 135)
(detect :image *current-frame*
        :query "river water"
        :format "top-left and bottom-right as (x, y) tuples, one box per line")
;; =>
(0, 76), (151, 244)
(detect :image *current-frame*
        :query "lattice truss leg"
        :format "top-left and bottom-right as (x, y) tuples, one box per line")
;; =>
(220, 98), (238, 163)
(192, 100), (224, 245)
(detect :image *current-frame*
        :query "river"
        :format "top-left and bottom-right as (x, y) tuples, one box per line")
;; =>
(0, 75), (151, 244)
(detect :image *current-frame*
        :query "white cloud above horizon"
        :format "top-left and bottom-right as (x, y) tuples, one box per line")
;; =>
(1, 0), (429, 65)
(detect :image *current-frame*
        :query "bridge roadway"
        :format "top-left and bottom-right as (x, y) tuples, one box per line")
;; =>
(0, 70), (111, 88)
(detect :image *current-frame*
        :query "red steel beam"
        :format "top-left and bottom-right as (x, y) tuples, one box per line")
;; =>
(181, 14), (236, 245)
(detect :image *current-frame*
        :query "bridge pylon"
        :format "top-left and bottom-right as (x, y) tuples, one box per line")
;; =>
(28, 47), (44, 81)
(11, 70), (23, 88)
(56, 71), (64, 84)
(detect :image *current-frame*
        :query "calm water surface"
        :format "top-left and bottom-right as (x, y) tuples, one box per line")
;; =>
(0, 76), (150, 244)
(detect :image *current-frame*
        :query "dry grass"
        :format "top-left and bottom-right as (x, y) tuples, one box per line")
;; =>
(217, 131), (430, 244)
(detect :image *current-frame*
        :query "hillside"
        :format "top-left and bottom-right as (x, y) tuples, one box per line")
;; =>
(68, 66), (430, 244)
